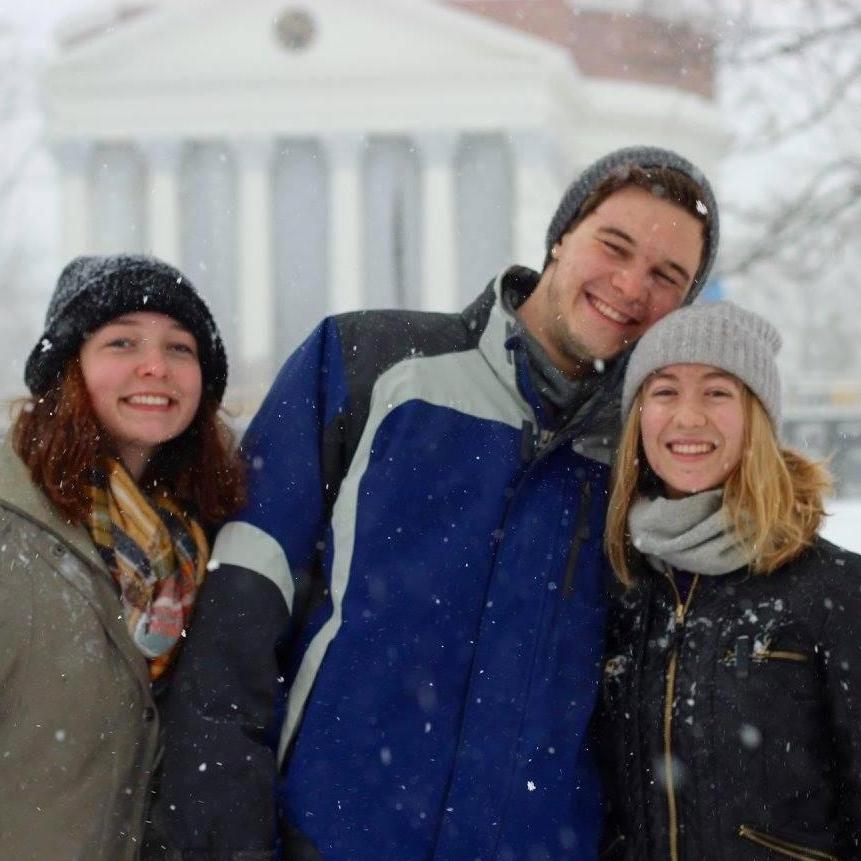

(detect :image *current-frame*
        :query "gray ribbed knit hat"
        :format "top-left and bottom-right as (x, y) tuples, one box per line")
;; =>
(545, 146), (719, 300)
(621, 301), (782, 427)
(25, 254), (228, 402)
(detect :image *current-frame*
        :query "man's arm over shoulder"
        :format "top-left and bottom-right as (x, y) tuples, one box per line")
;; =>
(153, 318), (353, 858)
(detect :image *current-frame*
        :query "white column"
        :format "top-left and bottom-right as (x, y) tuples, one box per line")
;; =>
(235, 138), (275, 381)
(142, 140), (183, 263)
(509, 130), (563, 270)
(53, 140), (92, 261)
(417, 132), (458, 312)
(323, 133), (364, 314)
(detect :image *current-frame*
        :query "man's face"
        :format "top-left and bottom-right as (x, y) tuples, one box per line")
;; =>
(521, 185), (705, 376)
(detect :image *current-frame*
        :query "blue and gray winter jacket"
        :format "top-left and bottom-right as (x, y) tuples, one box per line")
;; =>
(157, 269), (619, 861)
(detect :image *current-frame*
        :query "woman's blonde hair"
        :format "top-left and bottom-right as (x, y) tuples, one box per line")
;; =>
(605, 384), (832, 586)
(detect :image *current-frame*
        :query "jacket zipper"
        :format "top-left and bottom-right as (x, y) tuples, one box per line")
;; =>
(663, 568), (700, 861)
(518, 420), (596, 600)
(758, 649), (808, 662)
(725, 645), (809, 666)
(562, 480), (592, 598)
(738, 825), (839, 860)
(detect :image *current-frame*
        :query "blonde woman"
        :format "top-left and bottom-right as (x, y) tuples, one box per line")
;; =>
(600, 301), (861, 860)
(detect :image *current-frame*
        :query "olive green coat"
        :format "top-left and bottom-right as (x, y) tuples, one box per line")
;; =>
(0, 439), (160, 859)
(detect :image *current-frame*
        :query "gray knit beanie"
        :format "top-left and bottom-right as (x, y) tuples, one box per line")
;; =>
(25, 254), (228, 402)
(545, 146), (719, 300)
(621, 301), (782, 427)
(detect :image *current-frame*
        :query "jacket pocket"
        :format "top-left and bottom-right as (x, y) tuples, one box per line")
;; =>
(723, 636), (810, 679)
(738, 824), (840, 860)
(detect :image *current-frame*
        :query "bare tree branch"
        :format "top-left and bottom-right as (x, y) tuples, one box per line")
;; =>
(728, 13), (861, 62)
(722, 158), (861, 276)
(737, 56), (861, 148)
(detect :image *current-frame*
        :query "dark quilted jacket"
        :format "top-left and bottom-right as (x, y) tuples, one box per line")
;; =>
(600, 537), (861, 861)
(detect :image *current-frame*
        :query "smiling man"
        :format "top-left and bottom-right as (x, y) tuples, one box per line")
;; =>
(155, 147), (719, 861)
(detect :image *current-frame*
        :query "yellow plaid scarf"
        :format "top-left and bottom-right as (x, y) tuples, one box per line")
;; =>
(87, 457), (209, 680)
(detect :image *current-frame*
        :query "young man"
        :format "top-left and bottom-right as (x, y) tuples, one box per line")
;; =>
(155, 146), (719, 861)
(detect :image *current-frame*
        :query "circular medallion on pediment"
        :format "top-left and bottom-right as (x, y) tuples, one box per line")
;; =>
(274, 7), (316, 51)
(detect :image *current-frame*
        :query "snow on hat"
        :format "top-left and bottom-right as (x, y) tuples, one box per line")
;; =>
(25, 254), (228, 402)
(621, 300), (783, 428)
(544, 146), (720, 301)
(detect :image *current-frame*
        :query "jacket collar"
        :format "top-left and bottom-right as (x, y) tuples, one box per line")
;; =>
(469, 267), (622, 465)
(471, 267), (533, 416)
(0, 436), (107, 574)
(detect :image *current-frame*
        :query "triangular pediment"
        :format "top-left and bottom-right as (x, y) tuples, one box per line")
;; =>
(48, 0), (572, 87)
(44, 0), (579, 137)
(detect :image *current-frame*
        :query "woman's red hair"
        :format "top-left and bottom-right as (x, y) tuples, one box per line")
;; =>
(13, 361), (245, 526)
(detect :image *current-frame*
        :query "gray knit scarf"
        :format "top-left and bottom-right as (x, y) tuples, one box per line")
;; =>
(627, 489), (753, 575)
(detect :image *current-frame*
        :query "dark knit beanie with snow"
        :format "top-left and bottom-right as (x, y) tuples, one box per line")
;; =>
(544, 146), (719, 300)
(25, 254), (228, 402)
(621, 301), (782, 428)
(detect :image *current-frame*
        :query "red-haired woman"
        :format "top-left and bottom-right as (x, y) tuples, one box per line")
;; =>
(0, 255), (244, 860)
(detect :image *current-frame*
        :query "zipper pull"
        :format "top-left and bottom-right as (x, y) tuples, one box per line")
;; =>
(562, 480), (592, 598)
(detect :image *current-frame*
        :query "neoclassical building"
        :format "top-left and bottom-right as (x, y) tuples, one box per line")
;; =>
(43, 0), (726, 404)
